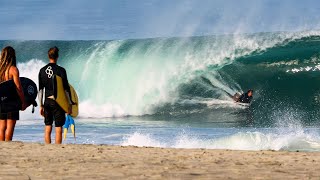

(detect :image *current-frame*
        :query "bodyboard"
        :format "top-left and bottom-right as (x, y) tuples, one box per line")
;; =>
(0, 77), (37, 113)
(232, 93), (241, 102)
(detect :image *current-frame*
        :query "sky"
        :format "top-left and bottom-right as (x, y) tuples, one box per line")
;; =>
(0, 0), (319, 40)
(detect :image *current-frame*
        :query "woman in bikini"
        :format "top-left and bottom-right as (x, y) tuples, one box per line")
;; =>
(0, 46), (27, 141)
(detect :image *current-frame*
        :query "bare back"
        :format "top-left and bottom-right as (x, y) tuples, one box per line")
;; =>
(3, 66), (25, 109)
(4, 66), (14, 81)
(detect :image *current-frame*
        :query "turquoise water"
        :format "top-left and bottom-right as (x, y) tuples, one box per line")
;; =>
(5, 30), (320, 151)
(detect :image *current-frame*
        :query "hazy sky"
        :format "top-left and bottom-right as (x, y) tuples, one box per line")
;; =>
(0, 0), (319, 40)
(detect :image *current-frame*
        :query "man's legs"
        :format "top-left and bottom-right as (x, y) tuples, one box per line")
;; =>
(53, 103), (65, 144)
(55, 127), (62, 144)
(45, 125), (52, 144)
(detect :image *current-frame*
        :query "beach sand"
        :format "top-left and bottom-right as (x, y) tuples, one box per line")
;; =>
(0, 142), (319, 179)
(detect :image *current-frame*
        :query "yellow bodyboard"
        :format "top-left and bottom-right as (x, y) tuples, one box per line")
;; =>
(54, 75), (79, 117)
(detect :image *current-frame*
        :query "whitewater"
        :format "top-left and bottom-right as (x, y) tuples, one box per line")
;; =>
(4, 30), (320, 151)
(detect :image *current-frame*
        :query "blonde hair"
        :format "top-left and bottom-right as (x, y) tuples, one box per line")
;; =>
(0, 46), (16, 82)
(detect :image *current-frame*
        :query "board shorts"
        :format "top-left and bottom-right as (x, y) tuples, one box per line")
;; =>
(44, 98), (66, 127)
(0, 111), (19, 120)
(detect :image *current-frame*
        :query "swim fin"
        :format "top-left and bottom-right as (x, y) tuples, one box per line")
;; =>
(63, 115), (76, 140)
(63, 115), (70, 140)
(69, 115), (76, 140)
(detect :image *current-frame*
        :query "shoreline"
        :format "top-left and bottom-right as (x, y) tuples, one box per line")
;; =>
(0, 142), (319, 179)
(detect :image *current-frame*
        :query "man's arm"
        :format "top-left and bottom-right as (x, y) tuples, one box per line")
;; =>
(62, 69), (73, 115)
(38, 70), (44, 107)
(38, 70), (45, 116)
(237, 94), (244, 102)
(62, 69), (71, 93)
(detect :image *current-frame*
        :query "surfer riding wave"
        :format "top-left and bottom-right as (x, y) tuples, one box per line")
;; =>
(232, 89), (253, 104)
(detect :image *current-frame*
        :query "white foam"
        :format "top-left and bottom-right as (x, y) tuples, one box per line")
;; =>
(120, 129), (320, 151)
(119, 108), (320, 151)
(121, 132), (165, 147)
(17, 59), (46, 120)
(179, 98), (247, 109)
(287, 65), (320, 73)
(78, 100), (127, 118)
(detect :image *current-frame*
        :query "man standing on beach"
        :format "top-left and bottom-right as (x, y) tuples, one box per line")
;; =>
(38, 47), (72, 144)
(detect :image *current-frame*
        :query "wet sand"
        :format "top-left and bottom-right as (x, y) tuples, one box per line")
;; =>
(0, 142), (319, 179)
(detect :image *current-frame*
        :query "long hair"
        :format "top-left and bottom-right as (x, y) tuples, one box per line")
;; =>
(0, 46), (16, 82)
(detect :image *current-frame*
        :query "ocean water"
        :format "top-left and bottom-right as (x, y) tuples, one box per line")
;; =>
(5, 30), (320, 151)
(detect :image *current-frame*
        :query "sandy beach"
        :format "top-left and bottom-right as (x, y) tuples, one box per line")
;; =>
(0, 142), (319, 179)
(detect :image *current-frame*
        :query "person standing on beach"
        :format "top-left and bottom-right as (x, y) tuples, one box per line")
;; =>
(38, 47), (72, 144)
(0, 46), (27, 141)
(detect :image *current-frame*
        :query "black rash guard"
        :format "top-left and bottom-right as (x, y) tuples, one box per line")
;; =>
(238, 93), (252, 104)
(38, 63), (71, 98)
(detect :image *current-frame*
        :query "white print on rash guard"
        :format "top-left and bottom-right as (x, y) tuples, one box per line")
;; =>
(45, 66), (53, 78)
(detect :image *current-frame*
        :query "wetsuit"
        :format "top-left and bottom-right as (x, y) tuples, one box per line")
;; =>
(238, 93), (252, 104)
(38, 63), (71, 127)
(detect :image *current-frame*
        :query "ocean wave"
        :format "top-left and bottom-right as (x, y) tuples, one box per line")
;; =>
(8, 30), (320, 118)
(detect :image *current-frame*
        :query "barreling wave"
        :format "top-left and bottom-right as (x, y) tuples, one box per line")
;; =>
(4, 30), (320, 120)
